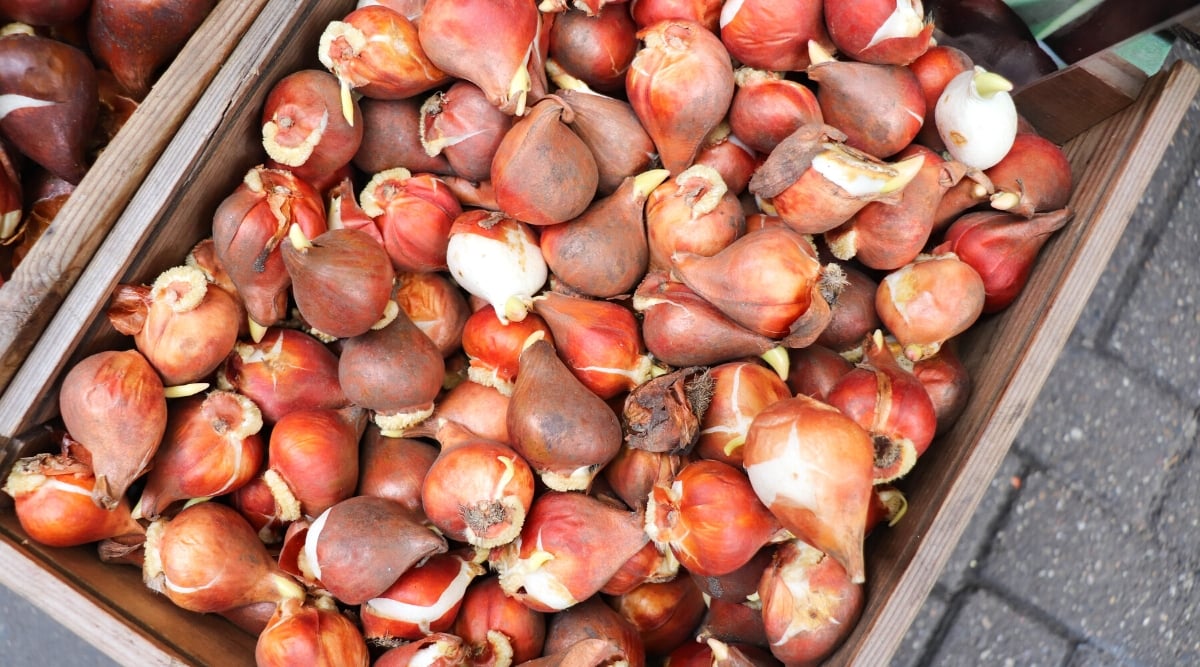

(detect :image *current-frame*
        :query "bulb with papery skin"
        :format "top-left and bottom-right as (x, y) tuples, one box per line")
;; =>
(694, 360), (792, 467)
(547, 3), (638, 95)
(255, 598), (370, 667)
(757, 538), (864, 665)
(0, 32), (97, 184)
(824, 0), (933, 65)
(299, 495), (448, 605)
(719, 0), (833, 71)
(420, 80), (513, 183)
(506, 336), (623, 491)
(59, 349), (168, 510)
(421, 435), (535, 548)
(218, 327), (348, 424)
(543, 596), (646, 667)
(489, 490), (649, 613)
(262, 406), (366, 523)
(626, 19), (735, 175)
(418, 0), (545, 116)
(531, 290), (659, 400)
(282, 225), (397, 339)
(135, 390), (264, 521)
(318, 5), (449, 107)
(749, 123), (925, 235)
(984, 133), (1073, 218)
(361, 551), (485, 641)
(87, 0), (216, 100)
(875, 252), (986, 361)
(646, 458), (784, 578)
(646, 163), (745, 271)
(728, 67), (823, 155)
(4, 452), (145, 547)
(261, 69), (363, 189)
(359, 167), (462, 273)
(453, 575), (548, 665)
(461, 305), (553, 396)
(142, 502), (306, 614)
(743, 394), (875, 583)
(552, 85), (659, 198)
(107, 264), (242, 386)
(492, 95), (599, 227)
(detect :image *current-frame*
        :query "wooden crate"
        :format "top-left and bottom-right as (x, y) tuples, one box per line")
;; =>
(1, 1), (1198, 664)
(0, 0), (269, 395)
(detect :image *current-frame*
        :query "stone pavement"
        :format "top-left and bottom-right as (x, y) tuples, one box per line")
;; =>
(2, 34), (1199, 667)
(892, 36), (1200, 667)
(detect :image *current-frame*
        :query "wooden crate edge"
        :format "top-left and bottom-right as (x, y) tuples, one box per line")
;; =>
(837, 58), (1200, 666)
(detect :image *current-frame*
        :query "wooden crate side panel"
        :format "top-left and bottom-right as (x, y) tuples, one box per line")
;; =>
(0, 0), (269, 395)
(0, 0), (358, 450)
(828, 60), (1200, 666)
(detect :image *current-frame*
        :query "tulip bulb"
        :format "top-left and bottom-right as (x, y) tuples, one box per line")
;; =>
(935, 66), (1018, 170)
(446, 210), (548, 324)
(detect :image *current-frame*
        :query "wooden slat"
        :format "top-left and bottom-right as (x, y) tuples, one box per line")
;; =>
(826, 58), (1200, 667)
(1014, 49), (1150, 143)
(0, 0), (355, 452)
(0, 0), (269, 395)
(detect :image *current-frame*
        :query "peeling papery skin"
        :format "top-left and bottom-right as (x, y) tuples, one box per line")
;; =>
(375, 633), (468, 667)
(361, 552), (485, 641)
(748, 123), (923, 234)
(645, 163), (745, 272)
(446, 210), (548, 325)
(694, 360), (792, 467)
(719, 0), (833, 71)
(303, 495), (448, 605)
(0, 33), (97, 183)
(824, 0), (934, 65)
(211, 166), (328, 331)
(418, 0), (545, 115)
(489, 491), (649, 613)
(143, 502), (305, 614)
(394, 270), (472, 358)
(59, 349), (167, 510)
(875, 252), (986, 361)
(318, 5), (449, 103)
(825, 144), (962, 271)
(626, 19), (735, 175)
(531, 290), (657, 400)
(506, 337), (623, 491)
(3, 453), (145, 547)
(134, 391), (264, 521)
(757, 539), (864, 665)
(742, 395), (875, 583)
